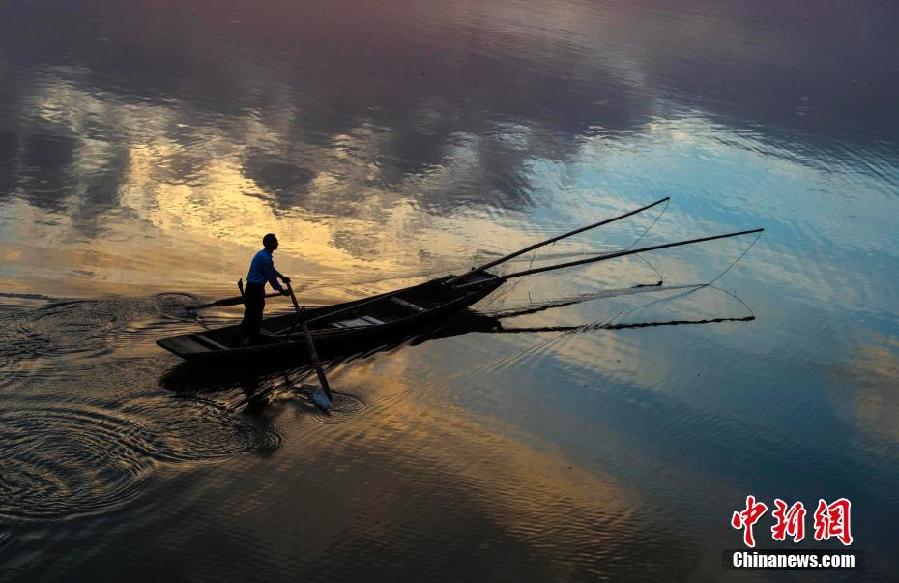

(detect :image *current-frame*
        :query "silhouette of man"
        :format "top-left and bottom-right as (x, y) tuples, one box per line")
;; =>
(240, 233), (291, 345)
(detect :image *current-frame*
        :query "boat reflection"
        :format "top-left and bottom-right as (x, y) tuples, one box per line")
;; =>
(160, 285), (755, 410)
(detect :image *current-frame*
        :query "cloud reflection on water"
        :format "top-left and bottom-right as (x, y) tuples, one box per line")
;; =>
(0, 1), (898, 575)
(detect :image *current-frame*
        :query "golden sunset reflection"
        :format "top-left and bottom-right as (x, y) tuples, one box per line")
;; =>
(1, 0), (897, 578)
(328, 353), (641, 547)
(830, 336), (899, 446)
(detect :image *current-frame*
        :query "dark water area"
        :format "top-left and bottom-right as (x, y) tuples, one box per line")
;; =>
(1, 0), (897, 580)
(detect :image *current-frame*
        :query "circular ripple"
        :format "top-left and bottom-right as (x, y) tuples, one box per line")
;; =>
(0, 295), (203, 367)
(0, 396), (281, 522)
(0, 404), (156, 521)
(116, 396), (282, 463)
(1, 299), (137, 363)
(311, 392), (367, 424)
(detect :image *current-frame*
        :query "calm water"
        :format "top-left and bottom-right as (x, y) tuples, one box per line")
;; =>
(1, 0), (897, 580)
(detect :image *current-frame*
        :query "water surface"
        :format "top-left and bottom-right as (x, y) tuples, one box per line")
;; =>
(1, 0), (897, 580)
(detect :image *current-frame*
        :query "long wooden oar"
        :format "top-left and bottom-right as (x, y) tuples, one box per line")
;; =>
(285, 281), (333, 411)
(186, 278), (282, 310)
(447, 196), (670, 285)
(188, 291), (282, 310)
(455, 227), (764, 289)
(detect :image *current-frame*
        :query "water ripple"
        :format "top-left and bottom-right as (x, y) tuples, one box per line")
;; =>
(117, 395), (282, 463)
(0, 403), (155, 521)
(0, 294), (205, 390)
(0, 395), (281, 522)
(310, 392), (367, 424)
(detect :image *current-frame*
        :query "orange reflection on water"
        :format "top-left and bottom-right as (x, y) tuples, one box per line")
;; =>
(831, 335), (899, 446)
(328, 353), (649, 558)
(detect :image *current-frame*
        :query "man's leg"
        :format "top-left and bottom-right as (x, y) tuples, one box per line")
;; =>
(253, 292), (266, 342)
(248, 284), (266, 344)
(239, 295), (252, 344)
(239, 284), (264, 345)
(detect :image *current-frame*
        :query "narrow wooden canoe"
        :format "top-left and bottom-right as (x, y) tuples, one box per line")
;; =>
(156, 272), (503, 364)
(157, 198), (763, 366)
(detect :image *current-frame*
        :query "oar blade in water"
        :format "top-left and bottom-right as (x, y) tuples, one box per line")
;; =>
(309, 389), (333, 412)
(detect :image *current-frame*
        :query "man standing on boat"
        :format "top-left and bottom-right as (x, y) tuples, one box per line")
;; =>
(240, 233), (291, 346)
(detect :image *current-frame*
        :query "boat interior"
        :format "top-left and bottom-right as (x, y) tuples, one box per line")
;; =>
(201, 275), (497, 349)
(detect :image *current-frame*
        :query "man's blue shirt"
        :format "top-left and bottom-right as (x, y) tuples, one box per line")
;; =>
(246, 249), (283, 290)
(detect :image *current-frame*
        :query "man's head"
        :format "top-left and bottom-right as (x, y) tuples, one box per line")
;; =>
(263, 233), (278, 252)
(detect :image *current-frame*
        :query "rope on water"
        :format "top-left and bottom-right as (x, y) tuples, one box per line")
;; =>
(359, 228), (763, 415)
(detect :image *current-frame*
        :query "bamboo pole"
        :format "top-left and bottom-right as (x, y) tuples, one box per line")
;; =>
(454, 227), (764, 289)
(447, 196), (670, 285)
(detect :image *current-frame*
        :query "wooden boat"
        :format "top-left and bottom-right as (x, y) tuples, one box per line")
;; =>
(157, 196), (763, 365)
(157, 272), (503, 364)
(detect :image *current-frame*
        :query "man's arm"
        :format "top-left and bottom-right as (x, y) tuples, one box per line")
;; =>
(274, 270), (291, 283)
(264, 256), (285, 292)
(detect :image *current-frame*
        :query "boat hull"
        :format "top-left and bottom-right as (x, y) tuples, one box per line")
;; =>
(156, 274), (503, 365)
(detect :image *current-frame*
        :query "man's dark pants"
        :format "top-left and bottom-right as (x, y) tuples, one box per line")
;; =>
(239, 282), (266, 344)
